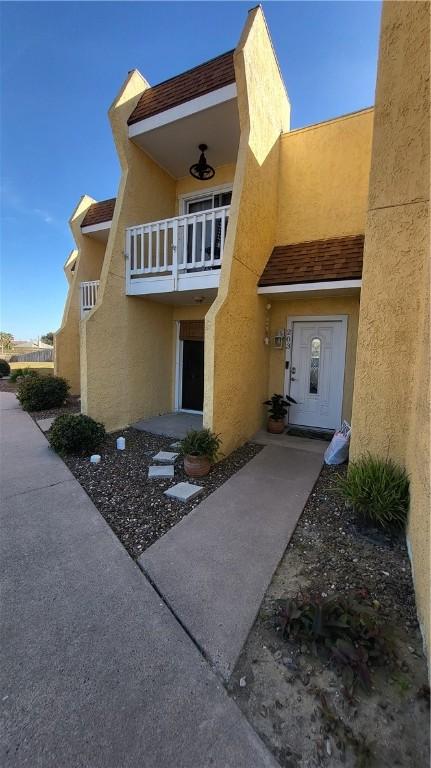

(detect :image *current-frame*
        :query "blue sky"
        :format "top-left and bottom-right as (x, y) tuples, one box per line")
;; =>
(1, 1), (381, 340)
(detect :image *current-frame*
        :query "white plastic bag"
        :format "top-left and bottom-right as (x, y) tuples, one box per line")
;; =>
(324, 421), (351, 465)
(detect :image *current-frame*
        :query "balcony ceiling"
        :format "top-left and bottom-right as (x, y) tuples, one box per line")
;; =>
(81, 222), (111, 243)
(129, 96), (240, 179)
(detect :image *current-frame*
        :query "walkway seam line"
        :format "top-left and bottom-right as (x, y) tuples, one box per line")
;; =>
(2, 478), (75, 501)
(138, 560), (226, 684)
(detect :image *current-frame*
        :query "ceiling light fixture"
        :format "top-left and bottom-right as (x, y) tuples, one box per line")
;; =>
(189, 144), (215, 181)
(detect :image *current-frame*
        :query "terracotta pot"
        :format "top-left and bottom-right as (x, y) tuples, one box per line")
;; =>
(184, 454), (211, 478)
(267, 418), (285, 434)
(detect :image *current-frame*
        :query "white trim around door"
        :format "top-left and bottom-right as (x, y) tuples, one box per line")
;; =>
(174, 322), (204, 415)
(284, 315), (348, 431)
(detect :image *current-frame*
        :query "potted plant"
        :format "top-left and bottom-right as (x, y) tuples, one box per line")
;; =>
(179, 428), (221, 478)
(263, 393), (297, 434)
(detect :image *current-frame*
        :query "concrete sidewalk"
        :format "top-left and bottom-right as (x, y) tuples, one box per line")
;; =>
(139, 444), (324, 679)
(0, 394), (278, 768)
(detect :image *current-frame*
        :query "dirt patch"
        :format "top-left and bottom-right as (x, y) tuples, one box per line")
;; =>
(229, 464), (430, 768)
(59, 427), (262, 559)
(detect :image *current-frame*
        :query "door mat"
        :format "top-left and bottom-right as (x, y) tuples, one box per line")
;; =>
(286, 426), (333, 442)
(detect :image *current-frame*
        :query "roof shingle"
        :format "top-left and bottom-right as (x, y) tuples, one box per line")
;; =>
(127, 50), (235, 126)
(259, 235), (364, 287)
(81, 198), (116, 228)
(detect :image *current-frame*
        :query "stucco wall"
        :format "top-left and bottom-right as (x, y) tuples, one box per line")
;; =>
(205, 6), (291, 455)
(277, 109), (374, 245)
(267, 295), (360, 424)
(80, 71), (179, 431)
(55, 197), (106, 395)
(175, 163), (236, 214)
(351, 1), (430, 654)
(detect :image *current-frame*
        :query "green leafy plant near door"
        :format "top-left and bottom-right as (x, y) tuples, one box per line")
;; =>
(334, 453), (409, 529)
(263, 393), (297, 434)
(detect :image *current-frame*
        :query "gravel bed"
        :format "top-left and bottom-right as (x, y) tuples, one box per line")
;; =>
(29, 396), (81, 421)
(229, 464), (430, 768)
(60, 428), (262, 559)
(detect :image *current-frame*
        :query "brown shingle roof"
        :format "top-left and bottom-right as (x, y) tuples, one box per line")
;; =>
(81, 198), (116, 227)
(259, 235), (364, 287)
(127, 50), (235, 126)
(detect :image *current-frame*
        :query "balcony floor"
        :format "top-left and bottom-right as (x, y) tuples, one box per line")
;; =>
(132, 412), (203, 439)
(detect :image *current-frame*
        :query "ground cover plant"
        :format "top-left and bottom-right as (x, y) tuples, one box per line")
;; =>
(50, 414), (106, 456)
(335, 453), (409, 529)
(278, 592), (394, 695)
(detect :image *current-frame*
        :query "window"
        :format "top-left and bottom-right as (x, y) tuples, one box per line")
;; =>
(309, 338), (321, 394)
(184, 190), (232, 266)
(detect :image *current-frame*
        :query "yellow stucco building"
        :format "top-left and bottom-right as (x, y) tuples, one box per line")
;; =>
(55, 4), (429, 654)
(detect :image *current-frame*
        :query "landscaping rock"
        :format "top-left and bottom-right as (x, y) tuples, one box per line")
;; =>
(148, 465), (175, 479)
(153, 451), (179, 464)
(164, 482), (203, 502)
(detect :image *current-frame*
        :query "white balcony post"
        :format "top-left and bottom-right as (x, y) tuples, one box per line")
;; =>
(125, 228), (131, 294)
(172, 218), (178, 289)
(80, 280), (100, 317)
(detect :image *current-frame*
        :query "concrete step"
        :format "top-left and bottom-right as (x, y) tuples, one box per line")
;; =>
(164, 482), (203, 502)
(152, 451), (179, 464)
(148, 465), (175, 479)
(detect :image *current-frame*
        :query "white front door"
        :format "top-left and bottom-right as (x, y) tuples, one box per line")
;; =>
(287, 318), (347, 430)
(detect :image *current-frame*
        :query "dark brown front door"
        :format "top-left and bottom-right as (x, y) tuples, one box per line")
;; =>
(181, 340), (204, 411)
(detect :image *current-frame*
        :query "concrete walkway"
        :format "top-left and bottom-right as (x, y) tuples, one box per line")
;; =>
(133, 411), (203, 438)
(139, 443), (324, 679)
(0, 394), (278, 768)
(252, 429), (329, 454)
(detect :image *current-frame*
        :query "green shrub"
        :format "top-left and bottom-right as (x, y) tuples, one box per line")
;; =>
(335, 453), (409, 529)
(179, 428), (221, 462)
(17, 375), (69, 411)
(10, 367), (39, 383)
(50, 414), (106, 455)
(0, 359), (10, 376)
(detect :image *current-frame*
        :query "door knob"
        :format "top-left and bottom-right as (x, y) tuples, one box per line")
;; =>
(291, 377), (297, 381)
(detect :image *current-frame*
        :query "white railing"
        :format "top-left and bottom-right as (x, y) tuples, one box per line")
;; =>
(126, 205), (229, 287)
(80, 280), (100, 318)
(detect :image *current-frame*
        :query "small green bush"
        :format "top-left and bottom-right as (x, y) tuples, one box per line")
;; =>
(10, 367), (39, 383)
(335, 453), (409, 529)
(0, 359), (10, 376)
(50, 414), (106, 455)
(179, 428), (221, 462)
(17, 375), (69, 411)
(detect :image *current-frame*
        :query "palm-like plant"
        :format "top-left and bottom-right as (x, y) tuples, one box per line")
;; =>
(263, 393), (297, 421)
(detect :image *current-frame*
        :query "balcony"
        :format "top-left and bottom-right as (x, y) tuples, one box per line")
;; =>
(80, 280), (100, 318)
(125, 205), (229, 298)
